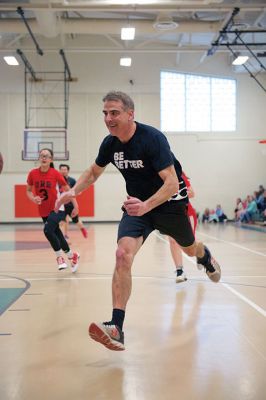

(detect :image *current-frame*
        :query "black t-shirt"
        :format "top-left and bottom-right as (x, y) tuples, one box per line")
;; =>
(96, 121), (187, 204)
(66, 176), (76, 188)
(62, 175), (76, 209)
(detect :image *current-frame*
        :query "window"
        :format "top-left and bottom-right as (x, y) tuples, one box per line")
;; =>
(160, 71), (236, 132)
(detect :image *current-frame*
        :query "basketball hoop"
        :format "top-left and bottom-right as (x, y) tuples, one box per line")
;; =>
(259, 139), (266, 156)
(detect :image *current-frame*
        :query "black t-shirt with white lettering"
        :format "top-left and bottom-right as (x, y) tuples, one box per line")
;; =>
(95, 121), (187, 204)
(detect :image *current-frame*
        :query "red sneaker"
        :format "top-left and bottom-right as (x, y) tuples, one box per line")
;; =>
(70, 252), (80, 273)
(81, 227), (88, 238)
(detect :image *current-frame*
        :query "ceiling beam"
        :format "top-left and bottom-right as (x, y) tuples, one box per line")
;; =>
(0, 19), (224, 35)
(1, 2), (266, 13)
(1, 47), (264, 54)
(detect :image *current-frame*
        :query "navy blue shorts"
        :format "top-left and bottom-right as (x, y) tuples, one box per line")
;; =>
(64, 203), (79, 224)
(118, 201), (195, 247)
(42, 210), (66, 225)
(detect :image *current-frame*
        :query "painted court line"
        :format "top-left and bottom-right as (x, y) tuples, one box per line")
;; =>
(1, 276), (192, 282)
(197, 231), (266, 257)
(1, 275), (266, 287)
(153, 230), (266, 318)
(222, 283), (266, 318)
(0, 275), (265, 282)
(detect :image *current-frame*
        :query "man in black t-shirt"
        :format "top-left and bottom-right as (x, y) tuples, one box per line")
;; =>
(55, 91), (221, 351)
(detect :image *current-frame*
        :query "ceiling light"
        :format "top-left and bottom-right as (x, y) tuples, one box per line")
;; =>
(153, 14), (178, 31)
(120, 57), (132, 67)
(4, 56), (19, 66)
(121, 27), (135, 40)
(232, 55), (249, 65)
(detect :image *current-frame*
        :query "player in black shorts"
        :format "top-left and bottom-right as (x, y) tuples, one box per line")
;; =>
(59, 164), (88, 240)
(55, 91), (221, 351)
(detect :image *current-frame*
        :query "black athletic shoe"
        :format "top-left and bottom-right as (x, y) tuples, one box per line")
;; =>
(197, 246), (221, 283)
(88, 322), (125, 351)
(176, 269), (187, 283)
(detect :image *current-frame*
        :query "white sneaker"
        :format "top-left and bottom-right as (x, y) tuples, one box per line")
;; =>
(57, 256), (68, 270)
(176, 269), (187, 283)
(197, 262), (204, 270)
(69, 251), (80, 273)
(197, 246), (221, 283)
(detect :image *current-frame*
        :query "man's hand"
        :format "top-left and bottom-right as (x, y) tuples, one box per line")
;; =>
(55, 190), (75, 212)
(123, 196), (150, 216)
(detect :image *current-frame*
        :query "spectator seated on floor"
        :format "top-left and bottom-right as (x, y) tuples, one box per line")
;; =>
(209, 209), (219, 223)
(242, 197), (248, 210)
(202, 208), (210, 223)
(237, 195), (250, 222)
(258, 184), (265, 196)
(215, 204), (228, 222)
(234, 198), (243, 221)
(256, 189), (265, 212)
(263, 209), (266, 226)
(240, 196), (258, 223)
(260, 191), (266, 225)
(258, 192), (265, 210)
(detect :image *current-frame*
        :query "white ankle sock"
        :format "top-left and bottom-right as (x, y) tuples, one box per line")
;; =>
(66, 250), (73, 259)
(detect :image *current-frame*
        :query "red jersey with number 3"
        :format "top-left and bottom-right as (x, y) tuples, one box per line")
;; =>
(27, 167), (67, 217)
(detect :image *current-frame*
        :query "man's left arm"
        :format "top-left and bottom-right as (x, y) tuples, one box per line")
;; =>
(124, 165), (179, 216)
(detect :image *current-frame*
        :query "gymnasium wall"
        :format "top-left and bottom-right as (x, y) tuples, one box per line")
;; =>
(0, 52), (265, 222)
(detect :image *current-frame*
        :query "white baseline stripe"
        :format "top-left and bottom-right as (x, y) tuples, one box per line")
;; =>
(0, 275), (265, 283)
(222, 283), (266, 318)
(153, 231), (266, 317)
(0, 276), (163, 282)
(197, 231), (266, 257)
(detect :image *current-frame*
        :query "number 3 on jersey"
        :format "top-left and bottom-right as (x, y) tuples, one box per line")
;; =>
(39, 188), (48, 201)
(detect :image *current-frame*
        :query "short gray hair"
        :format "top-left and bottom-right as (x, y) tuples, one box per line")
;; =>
(103, 91), (135, 111)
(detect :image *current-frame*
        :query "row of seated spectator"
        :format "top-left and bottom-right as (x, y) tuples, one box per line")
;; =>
(234, 185), (266, 225)
(201, 205), (228, 223)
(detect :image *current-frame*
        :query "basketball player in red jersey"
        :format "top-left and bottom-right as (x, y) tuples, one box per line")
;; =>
(168, 172), (198, 282)
(26, 148), (80, 272)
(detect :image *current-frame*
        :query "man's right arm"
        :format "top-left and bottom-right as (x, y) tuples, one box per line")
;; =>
(71, 162), (105, 196)
(55, 162), (105, 210)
